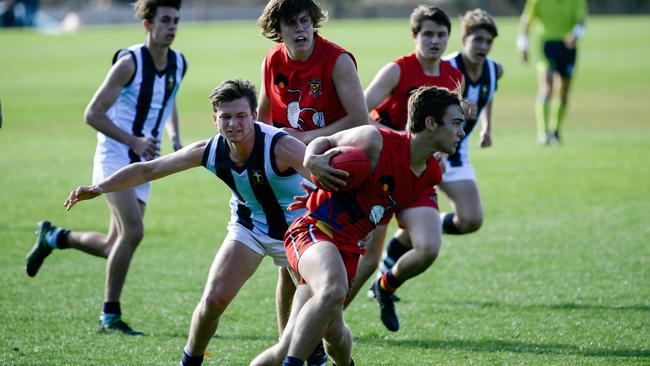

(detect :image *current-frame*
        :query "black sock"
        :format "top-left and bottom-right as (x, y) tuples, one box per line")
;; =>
(442, 213), (462, 235)
(333, 358), (355, 366)
(103, 301), (121, 316)
(282, 356), (304, 366)
(382, 237), (409, 271)
(385, 270), (404, 290)
(180, 347), (204, 366)
(56, 229), (70, 249)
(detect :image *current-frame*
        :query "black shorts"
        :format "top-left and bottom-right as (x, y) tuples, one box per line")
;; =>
(543, 40), (577, 77)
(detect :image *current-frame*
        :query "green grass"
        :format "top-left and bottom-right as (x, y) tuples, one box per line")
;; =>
(1, 16), (649, 365)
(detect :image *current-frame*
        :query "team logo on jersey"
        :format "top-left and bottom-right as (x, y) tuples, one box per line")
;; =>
(251, 170), (265, 185)
(286, 89), (325, 131)
(481, 85), (489, 99)
(368, 176), (397, 225)
(166, 74), (176, 93)
(273, 73), (289, 96)
(308, 78), (321, 98)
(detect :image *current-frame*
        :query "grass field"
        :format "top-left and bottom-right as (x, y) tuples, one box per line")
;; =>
(1, 15), (649, 365)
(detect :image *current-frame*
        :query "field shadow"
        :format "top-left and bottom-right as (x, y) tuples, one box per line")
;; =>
(357, 336), (650, 359)
(442, 300), (650, 312)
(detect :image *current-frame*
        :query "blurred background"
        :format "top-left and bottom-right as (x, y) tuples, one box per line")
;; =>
(2, 0), (650, 29)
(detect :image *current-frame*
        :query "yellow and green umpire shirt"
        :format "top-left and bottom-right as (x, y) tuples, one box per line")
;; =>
(523, 0), (588, 41)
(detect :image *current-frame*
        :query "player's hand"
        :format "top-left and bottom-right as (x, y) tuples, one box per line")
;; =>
(130, 136), (160, 161)
(64, 185), (104, 210)
(463, 101), (478, 121)
(564, 35), (578, 49)
(306, 149), (349, 192)
(479, 129), (492, 148)
(357, 231), (374, 250)
(519, 49), (529, 63)
(288, 182), (315, 211)
(434, 152), (448, 174)
(172, 138), (183, 152)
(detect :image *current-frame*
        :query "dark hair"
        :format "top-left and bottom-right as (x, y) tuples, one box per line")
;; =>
(461, 8), (498, 38)
(257, 0), (327, 43)
(410, 5), (451, 35)
(133, 0), (181, 22)
(407, 86), (461, 133)
(209, 78), (258, 113)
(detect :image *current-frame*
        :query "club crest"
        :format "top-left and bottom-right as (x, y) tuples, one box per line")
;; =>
(309, 78), (321, 97)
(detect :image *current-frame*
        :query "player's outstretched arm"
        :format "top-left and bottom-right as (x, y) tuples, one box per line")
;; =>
(364, 62), (400, 113)
(64, 140), (207, 210)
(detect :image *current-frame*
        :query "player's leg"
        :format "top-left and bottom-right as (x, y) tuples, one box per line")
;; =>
(438, 179), (483, 234)
(182, 239), (264, 365)
(250, 283), (312, 366)
(536, 67), (553, 144)
(276, 266), (296, 333)
(285, 242), (349, 363)
(322, 308), (352, 366)
(549, 44), (576, 143)
(372, 206), (441, 332)
(25, 209), (117, 277)
(97, 188), (146, 335)
(345, 225), (388, 305)
(550, 74), (572, 143)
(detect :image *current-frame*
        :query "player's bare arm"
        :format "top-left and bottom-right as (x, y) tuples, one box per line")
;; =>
(297, 53), (368, 144)
(84, 55), (159, 160)
(273, 134), (310, 179)
(64, 140), (207, 210)
(364, 62), (400, 112)
(257, 60), (272, 124)
(165, 104), (183, 151)
(479, 63), (503, 148)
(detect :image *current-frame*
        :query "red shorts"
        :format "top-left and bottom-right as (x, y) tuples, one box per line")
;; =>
(284, 216), (360, 284)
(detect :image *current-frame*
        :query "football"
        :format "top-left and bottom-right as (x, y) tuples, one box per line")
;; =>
(312, 146), (371, 191)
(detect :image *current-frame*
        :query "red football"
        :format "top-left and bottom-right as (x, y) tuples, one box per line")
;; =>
(327, 146), (371, 191)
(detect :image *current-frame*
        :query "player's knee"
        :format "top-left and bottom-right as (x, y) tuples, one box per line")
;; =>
(415, 243), (439, 265)
(458, 214), (483, 233)
(316, 283), (348, 307)
(200, 291), (232, 316)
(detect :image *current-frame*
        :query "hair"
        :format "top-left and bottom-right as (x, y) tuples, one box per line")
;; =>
(257, 0), (328, 43)
(410, 5), (451, 36)
(133, 0), (182, 22)
(407, 86), (462, 133)
(209, 78), (258, 113)
(460, 8), (498, 38)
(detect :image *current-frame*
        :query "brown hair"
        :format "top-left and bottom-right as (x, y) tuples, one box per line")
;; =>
(209, 78), (258, 113)
(133, 0), (181, 22)
(407, 86), (461, 133)
(257, 0), (327, 43)
(410, 4), (451, 35)
(461, 8), (498, 38)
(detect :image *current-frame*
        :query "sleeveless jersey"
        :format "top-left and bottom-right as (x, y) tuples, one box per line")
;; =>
(304, 128), (441, 253)
(443, 51), (498, 167)
(201, 123), (307, 241)
(371, 53), (463, 130)
(96, 43), (187, 164)
(263, 34), (356, 131)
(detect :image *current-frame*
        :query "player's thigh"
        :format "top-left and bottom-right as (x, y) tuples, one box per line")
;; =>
(396, 206), (441, 252)
(202, 240), (264, 300)
(298, 242), (348, 292)
(439, 179), (483, 220)
(105, 189), (144, 231)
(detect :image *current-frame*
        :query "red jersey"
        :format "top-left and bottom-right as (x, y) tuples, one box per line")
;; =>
(300, 128), (441, 254)
(263, 34), (356, 131)
(371, 53), (463, 130)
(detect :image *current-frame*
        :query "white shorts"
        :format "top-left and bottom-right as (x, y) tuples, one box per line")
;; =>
(224, 222), (289, 267)
(93, 148), (151, 203)
(442, 161), (476, 183)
